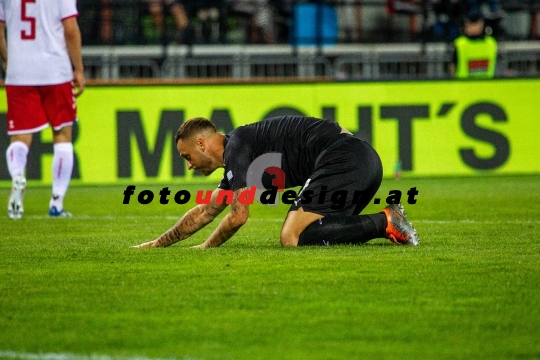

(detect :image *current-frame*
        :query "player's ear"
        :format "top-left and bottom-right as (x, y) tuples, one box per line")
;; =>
(196, 137), (205, 151)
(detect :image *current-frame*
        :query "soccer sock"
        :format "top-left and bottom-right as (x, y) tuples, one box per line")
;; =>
(50, 142), (74, 210)
(297, 213), (387, 246)
(6, 141), (29, 178)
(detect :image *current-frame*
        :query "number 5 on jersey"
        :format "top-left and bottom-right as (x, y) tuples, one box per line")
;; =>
(21, 0), (36, 40)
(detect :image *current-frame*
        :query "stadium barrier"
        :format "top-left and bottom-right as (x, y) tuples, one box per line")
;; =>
(80, 42), (540, 80)
(0, 78), (539, 186)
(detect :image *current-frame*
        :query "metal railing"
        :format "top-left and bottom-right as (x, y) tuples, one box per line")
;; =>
(77, 0), (540, 81)
(82, 41), (540, 80)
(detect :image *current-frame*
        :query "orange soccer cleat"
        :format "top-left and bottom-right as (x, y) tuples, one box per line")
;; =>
(381, 203), (420, 246)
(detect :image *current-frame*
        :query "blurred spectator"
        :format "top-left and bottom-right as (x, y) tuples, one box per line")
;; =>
(386, 0), (422, 15)
(100, 0), (114, 44)
(464, 0), (503, 37)
(79, 0), (142, 45)
(143, 0), (189, 43)
(77, 0), (113, 45)
(230, 0), (276, 44)
(187, 1), (223, 44)
(272, 0), (293, 43)
(386, 0), (423, 41)
(465, 0), (503, 19)
(429, 0), (462, 41)
(531, 0), (540, 40)
(338, 0), (359, 42)
(449, 11), (498, 78)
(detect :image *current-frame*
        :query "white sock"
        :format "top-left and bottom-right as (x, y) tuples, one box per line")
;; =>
(6, 141), (29, 178)
(50, 142), (74, 210)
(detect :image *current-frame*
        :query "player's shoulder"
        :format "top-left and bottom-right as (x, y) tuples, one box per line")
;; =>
(224, 128), (249, 153)
(227, 124), (255, 143)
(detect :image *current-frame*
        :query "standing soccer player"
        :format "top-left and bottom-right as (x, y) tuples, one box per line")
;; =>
(0, 0), (85, 219)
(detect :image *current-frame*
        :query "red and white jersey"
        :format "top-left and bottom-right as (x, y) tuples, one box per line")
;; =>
(0, 0), (78, 85)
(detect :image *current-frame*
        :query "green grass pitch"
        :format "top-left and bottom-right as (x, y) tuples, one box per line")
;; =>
(1, 175), (539, 360)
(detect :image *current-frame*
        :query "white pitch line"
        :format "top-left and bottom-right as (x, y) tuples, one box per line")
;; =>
(415, 219), (540, 225)
(0, 351), (195, 360)
(21, 215), (285, 222)
(23, 215), (182, 221)
(17, 215), (540, 225)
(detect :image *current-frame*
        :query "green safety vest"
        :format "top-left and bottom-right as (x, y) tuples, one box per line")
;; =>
(454, 35), (497, 79)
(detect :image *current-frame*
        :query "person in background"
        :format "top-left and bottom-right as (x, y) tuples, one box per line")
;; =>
(231, 0), (276, 44)
(188, 0), (222, 44)
(465, 0), (503, 20)
(144, 0), (189, 43)
(449, 11), (497, 78)
(0, 0), (85, 219)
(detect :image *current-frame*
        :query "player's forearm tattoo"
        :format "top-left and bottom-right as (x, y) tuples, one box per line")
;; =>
(203, 188), (249, 247)
(156, 210), (201, 247)
(162, 226), (183, 246)
(204, 214), (240, 248)
(156, 195), (226, 247)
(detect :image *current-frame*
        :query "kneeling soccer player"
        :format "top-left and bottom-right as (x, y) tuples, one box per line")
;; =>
(133, 116), (420, 248)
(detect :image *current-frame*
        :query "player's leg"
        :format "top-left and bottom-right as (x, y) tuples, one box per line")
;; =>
(281, 178), (388, 246)
(49, 126), (74, 217)
(280, 135), (385, 246)
(5, 85), (48, 219)
(297, 204), (419, 246)
(280, 205), (388, 247)
(282, 135), (419, 246)
(297, 215), (385, 246)
(6, 134), (32, 177)
(280, 208), (323, 246)
(6, 135), (32, 219)
(42, 82), (77, 217)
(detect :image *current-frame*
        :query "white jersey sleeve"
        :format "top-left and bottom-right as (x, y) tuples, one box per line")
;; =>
(2, 0), (78, 85)
(62, 0), (78, 20)
(0, 2), (5, 22)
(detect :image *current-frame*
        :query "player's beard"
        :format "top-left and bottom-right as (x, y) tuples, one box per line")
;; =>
(196, 153), (216, 176)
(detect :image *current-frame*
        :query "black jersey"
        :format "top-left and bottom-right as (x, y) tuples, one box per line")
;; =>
(218, 116), (343, 191)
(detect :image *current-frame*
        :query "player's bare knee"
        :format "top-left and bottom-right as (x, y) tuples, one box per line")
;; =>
(280, 230), (299, 247)
(10, 134), (33, 147)
(52, 126), (72, 143)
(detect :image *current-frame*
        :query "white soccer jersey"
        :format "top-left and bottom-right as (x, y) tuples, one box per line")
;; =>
(0, 0), (78, 85)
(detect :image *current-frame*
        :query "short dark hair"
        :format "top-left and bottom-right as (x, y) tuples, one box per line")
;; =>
(465, 11), (483, 23)
(175, 117), (216, 143)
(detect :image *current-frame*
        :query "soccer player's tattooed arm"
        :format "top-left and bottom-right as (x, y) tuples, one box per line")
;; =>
(193, 187), (249, 248)
(133, 188), (228, 248)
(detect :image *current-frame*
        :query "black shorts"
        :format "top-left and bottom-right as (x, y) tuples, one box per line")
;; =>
(289, 134), (383, 216)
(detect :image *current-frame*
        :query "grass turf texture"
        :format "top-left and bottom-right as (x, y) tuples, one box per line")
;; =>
(1, 176), (539, 360)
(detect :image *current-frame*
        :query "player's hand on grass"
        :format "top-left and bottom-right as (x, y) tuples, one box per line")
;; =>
(131, 240), (159, 248)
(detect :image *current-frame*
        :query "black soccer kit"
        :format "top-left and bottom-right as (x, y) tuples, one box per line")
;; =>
(217, 115), (383, 216)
